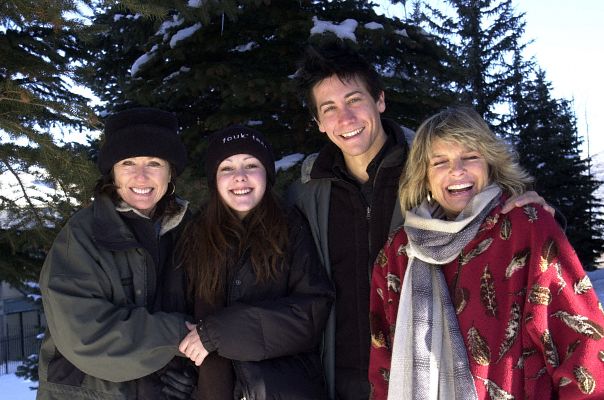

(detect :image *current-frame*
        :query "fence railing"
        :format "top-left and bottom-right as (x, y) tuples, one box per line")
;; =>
(0, 326), (41, 376)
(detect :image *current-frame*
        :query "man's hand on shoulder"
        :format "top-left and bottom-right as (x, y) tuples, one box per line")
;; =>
(501, 191), (555, 216)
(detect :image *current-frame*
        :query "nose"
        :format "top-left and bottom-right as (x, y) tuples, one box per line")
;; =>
(233, 168), (247, 181)
(337, 105), (355, 123)
(449, 158), (465, 175)
(134, 166), (148, 180)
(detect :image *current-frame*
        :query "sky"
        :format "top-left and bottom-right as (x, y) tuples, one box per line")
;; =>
(519, 1), (604, 158)
(377, 0), (604, 158)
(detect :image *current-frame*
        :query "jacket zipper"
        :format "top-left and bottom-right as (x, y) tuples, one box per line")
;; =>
(232, 360), (250, 400)
(366, 203), (373, 282)
(366, 204), (372, 255)
(365, 146), (394, 280)
(230, 250), (250, 399)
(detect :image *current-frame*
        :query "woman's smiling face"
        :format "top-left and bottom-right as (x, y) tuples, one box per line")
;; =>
(113, 156), (171, 216)
(427, 138), (489, 218)
(216, 153), (267, 220)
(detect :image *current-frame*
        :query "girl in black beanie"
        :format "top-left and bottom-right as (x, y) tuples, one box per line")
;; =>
(178, 125), (334, 400)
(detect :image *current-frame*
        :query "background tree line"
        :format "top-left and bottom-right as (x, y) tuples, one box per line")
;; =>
(2, 1), (603, 379)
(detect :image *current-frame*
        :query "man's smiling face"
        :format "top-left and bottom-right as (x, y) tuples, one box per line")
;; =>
(313, 74), (387, 166)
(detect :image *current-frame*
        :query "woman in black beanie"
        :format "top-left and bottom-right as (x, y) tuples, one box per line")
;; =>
(178, 125), (334, 399)
(37, 107), (194, 400)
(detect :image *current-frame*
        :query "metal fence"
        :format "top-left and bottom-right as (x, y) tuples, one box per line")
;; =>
(0, 310), (43, 376)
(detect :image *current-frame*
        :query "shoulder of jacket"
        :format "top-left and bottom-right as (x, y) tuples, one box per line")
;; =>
(507, 203), (559, 228)
(401, 125), (415, 147)
(385, 226), (407, 252)
(62, 205), (94, 232)
(160, 197), (189, 236)
(382, 118), (415, 148)
(300, 152), (319, 184)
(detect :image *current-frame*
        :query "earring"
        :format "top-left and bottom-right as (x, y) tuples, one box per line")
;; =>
(427, 191), (433, 203)
(168, 181), (176, 196)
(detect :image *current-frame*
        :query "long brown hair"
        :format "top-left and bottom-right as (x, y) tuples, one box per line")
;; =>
(180, 184), (289, 304)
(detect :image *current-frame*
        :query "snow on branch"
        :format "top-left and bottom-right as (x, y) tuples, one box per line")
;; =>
(170, 23), (202, 48)
(310, 17), (358, 41)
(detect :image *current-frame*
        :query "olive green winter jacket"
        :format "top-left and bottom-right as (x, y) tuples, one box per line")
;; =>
(37, 194), (189, 400)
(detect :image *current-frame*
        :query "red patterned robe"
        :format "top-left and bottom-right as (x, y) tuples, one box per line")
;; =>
(369, 199), (604, 399)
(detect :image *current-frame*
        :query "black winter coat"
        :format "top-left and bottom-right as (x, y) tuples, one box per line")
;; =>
(195, 209), (334, 399)
(288, 119), (413, 400)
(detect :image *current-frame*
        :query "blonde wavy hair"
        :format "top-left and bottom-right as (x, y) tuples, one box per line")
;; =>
(399, 106), (534, 213)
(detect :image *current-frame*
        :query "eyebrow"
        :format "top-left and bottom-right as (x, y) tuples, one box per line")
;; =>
(430, 149), (479, 158)
(318, 90), (364, 109)
(221, 156), (258, 163)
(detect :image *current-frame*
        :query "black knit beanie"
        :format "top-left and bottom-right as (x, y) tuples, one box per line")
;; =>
(205, 125), (276, 185)
(97, 107), (187, 176)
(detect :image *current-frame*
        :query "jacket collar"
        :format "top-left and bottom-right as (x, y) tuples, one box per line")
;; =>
(305, 118), (410, 182)
(91, 194), (188, 250)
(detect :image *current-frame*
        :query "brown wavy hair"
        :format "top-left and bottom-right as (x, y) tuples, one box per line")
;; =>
(179, 184), (289, 304)
(399, 106), (534, 213)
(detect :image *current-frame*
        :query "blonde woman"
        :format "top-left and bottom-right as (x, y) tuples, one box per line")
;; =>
(368, 107), (604, 399)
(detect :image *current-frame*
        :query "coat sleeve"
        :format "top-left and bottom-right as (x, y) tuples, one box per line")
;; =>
(199, 210), (335, 361)
(39, 216), (188, 382)
(522, 207), (604, 398)
(368, 229), (405, 400)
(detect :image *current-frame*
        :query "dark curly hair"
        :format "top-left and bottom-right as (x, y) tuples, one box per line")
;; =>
(295, 40), (384, 120)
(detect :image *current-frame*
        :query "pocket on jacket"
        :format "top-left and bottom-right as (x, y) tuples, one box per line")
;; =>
(47, 351), (85, 386)
(237, 352), (327, 399)
(293, 352), (324, 381)
(119, 276), (135, 300)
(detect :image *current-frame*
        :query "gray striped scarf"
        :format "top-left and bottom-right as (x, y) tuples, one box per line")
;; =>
(387, 184), (501, 400)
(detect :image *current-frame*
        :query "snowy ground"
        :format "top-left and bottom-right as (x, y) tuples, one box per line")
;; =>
(3, 269), (604, 398)
(0, 365), (36, 400)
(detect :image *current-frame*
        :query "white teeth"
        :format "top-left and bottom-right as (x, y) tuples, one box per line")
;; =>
(341, 128), (361, 138)
(132, 187), (152, 194)
(232, 188), (252, 195)
(448, 183), (473, 191)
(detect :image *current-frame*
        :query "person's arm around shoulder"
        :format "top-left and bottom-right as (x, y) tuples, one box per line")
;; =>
(285, 206), (335, 323)
(501, 191), (566, 229)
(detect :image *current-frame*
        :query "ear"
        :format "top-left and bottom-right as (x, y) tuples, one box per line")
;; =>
(315, 116), (327, 134)
(425, 175), (433, 194)
(377, 91), (386, 113)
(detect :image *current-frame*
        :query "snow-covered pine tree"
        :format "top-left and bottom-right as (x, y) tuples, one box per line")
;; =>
(512, 69), (604, 268)
(421, 0), (527, 130)
(84, 0), (458, 189)
(1, 0), (100, 383)
(1, 2), (98, 283)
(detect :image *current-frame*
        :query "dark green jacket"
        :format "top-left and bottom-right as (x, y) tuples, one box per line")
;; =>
(37, 195), (189, 400)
